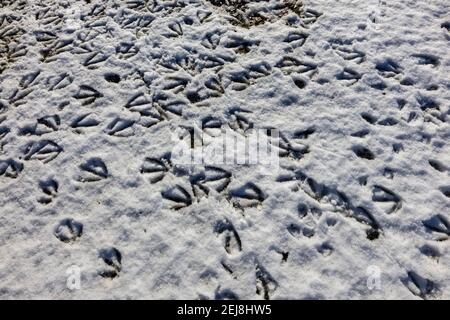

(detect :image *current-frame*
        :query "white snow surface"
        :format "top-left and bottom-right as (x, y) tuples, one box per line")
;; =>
(0, 0), (449, 299)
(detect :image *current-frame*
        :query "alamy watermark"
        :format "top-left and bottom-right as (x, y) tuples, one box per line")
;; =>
(170, 125), (280, 172)
(366, 265), (381, 290)
(66, 265), (81, 291)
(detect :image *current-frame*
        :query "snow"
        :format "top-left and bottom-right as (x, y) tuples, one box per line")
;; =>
(0, 0), (449, 299)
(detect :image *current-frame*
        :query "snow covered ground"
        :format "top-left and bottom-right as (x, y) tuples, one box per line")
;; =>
(0, 0), (449, 299)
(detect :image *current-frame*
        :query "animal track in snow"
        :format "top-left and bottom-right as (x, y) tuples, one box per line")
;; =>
(402, 271), (439, 300)
(375, 58), (402, 78)
(276, 56), (318, 79)
(287, 222), (314, 239)
(284, 30), (309, 47)
(352, 145), (375, 160)
(272, 131), (309, 160)
(439, 186), (450, 198)
(255, 263), (278, 300)
(140, 154), (172, 184)
(419, 244), (440, 260)
(38, 178), (58, 205)
(215, 287), (239, 300)
(411, 54), (440, 67)
(0, 159), (23, 179)
(78, 158), (108, 182)
(372, 185), (402, 214)
(47, 73), (73, 91)
(191, 166), (232, 197)
(105, 117), (135, 137)
(20, 115), (60, 136)
(428, 159), (447, 173)
(333, 45), (365, 64)
(161, 184), (193, 210)
(317, 242), (334, 256)
(422, 215), (450, 237)
(99, 247), (122, 279)
(23, 140), (63, 163)
(229, 182), (266, 209)
(336, 68), (361, 85)
(277, 168), (382, 239)
(54, 218), (83, 243)
(73, 85), (103, 106)
(214, 219), (242, 255)
(71, 113), (101, 130)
